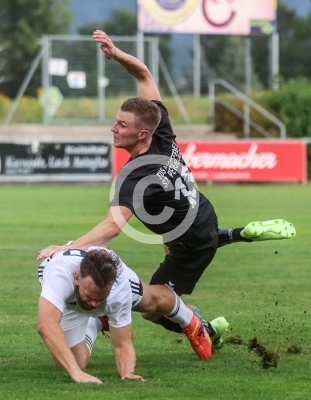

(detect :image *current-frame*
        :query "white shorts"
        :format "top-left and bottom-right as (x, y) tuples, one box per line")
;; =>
(60, 309), (89, 348)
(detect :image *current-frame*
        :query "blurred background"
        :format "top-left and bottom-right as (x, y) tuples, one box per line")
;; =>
(0, 0), (310, 182)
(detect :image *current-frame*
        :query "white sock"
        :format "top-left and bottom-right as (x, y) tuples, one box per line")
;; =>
(85, 317), (102, 354)
(165, 292), (193, 328)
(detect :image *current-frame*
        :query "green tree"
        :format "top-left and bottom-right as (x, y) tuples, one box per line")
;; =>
(78, 9), (137, 36)
(197, 2), (311, 91)
(278, 3), (311, 80)
(251, 3), (311, 87)
(0, 0), (72, 97)
(199, 35), (262, 93)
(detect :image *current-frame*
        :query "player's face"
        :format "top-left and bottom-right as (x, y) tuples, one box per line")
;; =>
(111, 110), (143, 150)
(75, 274), (112, 310)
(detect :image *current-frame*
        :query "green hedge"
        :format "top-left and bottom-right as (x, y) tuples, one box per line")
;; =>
(214, 95), (281, 138)
(214, 78), (311, 180)
(215, 77), (311, 139)
(262, 78), (311, 138)
(0, 94), (209, 125)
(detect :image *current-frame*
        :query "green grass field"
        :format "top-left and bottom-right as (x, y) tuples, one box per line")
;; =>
(0, 183), (310, 399)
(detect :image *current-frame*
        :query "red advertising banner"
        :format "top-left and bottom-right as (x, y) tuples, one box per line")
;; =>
(113, 147), (130, 178)
(113, 141), (307, 182)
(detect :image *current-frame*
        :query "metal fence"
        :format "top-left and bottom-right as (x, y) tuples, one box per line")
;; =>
(41, 34), (158, 125)
(5, 34), (159, 125)
(5, 33), (192, 125)
(4, 33), (279, 127)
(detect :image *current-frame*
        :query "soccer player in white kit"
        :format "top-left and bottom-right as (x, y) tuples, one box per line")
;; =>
(37, 246), (219, 383)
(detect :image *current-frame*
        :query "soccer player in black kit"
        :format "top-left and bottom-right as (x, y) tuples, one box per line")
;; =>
(38, 31), (296, 356)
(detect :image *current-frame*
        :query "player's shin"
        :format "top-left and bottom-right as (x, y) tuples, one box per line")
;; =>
(85, 317), (102, 353)
(165, 292), (212, 360)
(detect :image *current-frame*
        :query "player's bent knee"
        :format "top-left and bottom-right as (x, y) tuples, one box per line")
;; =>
(76, 358), (88, 369)
(70, 342), (90, 369)
(141, 311), (161, 322)
(141, 311), (151, 320)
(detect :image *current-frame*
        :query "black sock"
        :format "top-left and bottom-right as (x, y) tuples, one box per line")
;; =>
(202, 320), (216, 336)
(218, 227), (252, 248)
(232, 227), (252, 242)
(151, 316), (217, 337)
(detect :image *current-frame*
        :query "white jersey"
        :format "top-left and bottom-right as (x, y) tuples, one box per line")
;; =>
(38, 246), (142, 328)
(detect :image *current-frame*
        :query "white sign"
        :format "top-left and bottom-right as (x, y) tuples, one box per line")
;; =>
(49, 59), (68, 76)
(66, 71), (86, 89)
(98, 76), (109, 88)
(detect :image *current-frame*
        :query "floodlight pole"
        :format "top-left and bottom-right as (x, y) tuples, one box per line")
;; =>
(136, 31), (145, 96)
(193, 34), (201, 97)
(97, 44), (105, 123)
(244, 36), (252, 138)
(137, 31), (144, 64)
(269, 32), (279, 91)
(151, 36), (159, 88)
(245, 36), (252, 95)
(42, 35), (50, 125)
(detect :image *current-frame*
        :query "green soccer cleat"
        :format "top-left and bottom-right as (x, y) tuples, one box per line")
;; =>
(210, 317), (229, 350)
(240, 219), (296, 241)
(187, 305), (229, 350)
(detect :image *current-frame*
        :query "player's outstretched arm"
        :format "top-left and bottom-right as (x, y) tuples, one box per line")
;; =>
(110, 324), (145, 381)
(37, 206), (133, 259)
(37, 297), (102, 384)
(92, 30), (161, 101)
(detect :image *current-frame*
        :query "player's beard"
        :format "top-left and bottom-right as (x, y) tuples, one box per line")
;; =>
(75, 285), (96, 310)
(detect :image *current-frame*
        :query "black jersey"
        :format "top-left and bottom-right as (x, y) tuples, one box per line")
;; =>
(110, 101), (217, 250)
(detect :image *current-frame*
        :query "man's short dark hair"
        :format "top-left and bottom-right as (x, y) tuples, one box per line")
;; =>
(80, 249), (119, 288)
(121, 97), (161, 134)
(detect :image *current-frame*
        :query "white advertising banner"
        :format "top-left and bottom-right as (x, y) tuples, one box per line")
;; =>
(138, 0), (277, 35)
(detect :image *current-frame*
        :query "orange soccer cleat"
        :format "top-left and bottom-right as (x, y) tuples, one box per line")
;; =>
(182, 309), (212, 360)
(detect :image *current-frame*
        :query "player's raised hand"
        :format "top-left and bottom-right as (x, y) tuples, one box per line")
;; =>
(92, 30), (117, 59)
(37, 245), (68, 260)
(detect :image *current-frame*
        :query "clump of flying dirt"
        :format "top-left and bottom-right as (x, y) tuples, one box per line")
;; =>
(248, 337), (280, 369)
(287, 344), (302, 354)
(226, 334), (243, 345)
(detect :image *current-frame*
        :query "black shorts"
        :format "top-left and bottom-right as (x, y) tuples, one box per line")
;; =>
(149, 235), (218, 296)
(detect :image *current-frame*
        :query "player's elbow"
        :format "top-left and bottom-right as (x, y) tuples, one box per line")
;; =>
(110, 221), (122, 238)
(37, 318), (50, 338)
